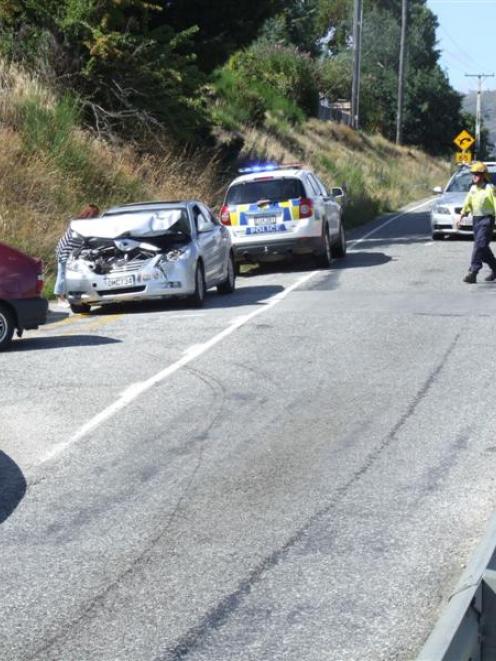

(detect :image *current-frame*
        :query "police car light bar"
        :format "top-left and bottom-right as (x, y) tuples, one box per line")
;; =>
(238, 162), (304, 174)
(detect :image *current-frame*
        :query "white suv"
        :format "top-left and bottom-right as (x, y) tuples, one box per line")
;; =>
(220, 164), (347, 266)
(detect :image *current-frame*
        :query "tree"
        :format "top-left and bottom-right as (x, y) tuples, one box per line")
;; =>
(160, 0), (283, 72)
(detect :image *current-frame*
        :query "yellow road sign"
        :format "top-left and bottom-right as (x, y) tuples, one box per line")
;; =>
(455, 150), (473, 164)
(454, 129), (475, 151)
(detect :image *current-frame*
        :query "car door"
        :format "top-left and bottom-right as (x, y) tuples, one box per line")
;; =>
(305, 173), (328, 233)
(192, 203), (223, 285)
(313, 174), (340, 239)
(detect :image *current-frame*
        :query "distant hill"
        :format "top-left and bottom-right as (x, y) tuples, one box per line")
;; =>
(463, 90), (496, 154)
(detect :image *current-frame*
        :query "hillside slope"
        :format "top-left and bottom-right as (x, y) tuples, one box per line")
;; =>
(0, 63), (450, 292)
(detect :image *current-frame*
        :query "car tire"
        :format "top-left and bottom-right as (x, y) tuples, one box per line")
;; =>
(333, 222), (347, 258)
(0, 304), (15, 351)
(70, 302), (92, 314)
(316, 225), (332, 268)
(191, 262), (206, 308)
(432, 232), (444, 241)
(217, 253), (236, 295)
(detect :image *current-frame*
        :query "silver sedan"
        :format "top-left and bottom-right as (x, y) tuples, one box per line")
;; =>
(65, 201), (236, 313)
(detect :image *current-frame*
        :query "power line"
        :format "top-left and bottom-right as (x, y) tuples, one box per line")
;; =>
(437, 24), (484, 71)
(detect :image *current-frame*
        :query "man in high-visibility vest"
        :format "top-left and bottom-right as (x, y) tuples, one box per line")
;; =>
(457, 161), (496, 283)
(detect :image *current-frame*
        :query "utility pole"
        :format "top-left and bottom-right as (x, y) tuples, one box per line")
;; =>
(351, 0), (363, 130)
(465, 73), (495, 157)
(396, 0), (408, 145)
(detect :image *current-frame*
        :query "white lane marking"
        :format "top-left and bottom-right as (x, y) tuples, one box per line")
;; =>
(347, 198), (434, 251)
(39, 198), (434, 466)
(168, 314), (205, 319)
(40, 269), (318, 465)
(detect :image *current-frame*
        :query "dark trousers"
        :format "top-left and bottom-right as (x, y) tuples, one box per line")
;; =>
(470, 215), (496, 273)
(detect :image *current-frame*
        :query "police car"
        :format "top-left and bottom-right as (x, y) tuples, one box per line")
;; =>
(220, 164), (347, 266)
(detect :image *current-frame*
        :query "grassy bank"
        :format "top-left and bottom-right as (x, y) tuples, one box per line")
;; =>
(0, 63), (451, 296)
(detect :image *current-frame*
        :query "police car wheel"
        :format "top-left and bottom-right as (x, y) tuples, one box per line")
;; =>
(334, 222), (347, 258)
(317, 226), (332, 268)
(217, 253), (236, 295)
(432, 232), (444, 241)
(191, 262), (206, 307)
(0, 304), (15, 351)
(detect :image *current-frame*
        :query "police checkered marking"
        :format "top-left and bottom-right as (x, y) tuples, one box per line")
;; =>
(228, 199), (302, 226)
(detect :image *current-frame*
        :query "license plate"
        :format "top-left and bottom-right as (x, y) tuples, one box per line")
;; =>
(254, 216), (277, 226)
(461, 218), (472, 227)
(103, 276), (134, 288)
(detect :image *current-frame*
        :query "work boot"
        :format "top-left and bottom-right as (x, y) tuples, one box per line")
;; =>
(463, 271), (477, 284)
(484, 272), (496, 282)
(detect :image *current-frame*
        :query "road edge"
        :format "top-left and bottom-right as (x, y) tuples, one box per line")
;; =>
(417, 512), (496, 660)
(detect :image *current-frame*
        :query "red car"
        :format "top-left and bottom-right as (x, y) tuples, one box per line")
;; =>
(0, 241), (48, 349)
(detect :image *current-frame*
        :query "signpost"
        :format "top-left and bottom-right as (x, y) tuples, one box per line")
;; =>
(453, 130), (475, 165)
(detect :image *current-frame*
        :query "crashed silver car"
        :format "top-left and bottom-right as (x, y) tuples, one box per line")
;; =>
(65, 201), (236, 313)
(430, 163), (496, 239)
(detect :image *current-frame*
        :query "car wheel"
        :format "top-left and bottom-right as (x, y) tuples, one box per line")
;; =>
(316, 225), (332, 268)
(70, 302), (92, 314)
(333, 222), (347, 258)
(0, 304), (15, 351)
(217, 253), (236, 295)
(191, 262), (206, 307)
(432, 232), (444, 241)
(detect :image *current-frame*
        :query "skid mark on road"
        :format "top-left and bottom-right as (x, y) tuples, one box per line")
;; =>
(154, 330), (462, 661)
(38, 270), (319, 466)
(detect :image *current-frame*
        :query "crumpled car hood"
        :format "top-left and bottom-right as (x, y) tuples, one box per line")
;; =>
(70, 210), (184, 239)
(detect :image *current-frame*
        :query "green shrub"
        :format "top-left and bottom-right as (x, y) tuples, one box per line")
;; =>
(212, 42), (319, 129)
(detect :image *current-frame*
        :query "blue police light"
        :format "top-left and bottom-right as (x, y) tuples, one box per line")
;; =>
(238, 162), (280, 174)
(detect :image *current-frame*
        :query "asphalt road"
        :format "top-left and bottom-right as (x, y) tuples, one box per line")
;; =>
(2, 199), (496, 661)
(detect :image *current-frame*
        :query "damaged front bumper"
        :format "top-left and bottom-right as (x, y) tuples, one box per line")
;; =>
(66, 254), (196, 307)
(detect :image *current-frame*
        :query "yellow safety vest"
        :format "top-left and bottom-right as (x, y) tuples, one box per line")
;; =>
(461, 182), (496, 217)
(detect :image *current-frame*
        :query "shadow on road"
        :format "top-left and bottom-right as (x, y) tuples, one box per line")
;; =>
(83, 284), (286, 316)
(0, 451), (26, 524)
(355, 235), (431, 249)
(7, 335), (121, 352)
(332, 251), (393, 268)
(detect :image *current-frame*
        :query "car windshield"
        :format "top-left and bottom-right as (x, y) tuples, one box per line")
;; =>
(227, 178), (306, 205)
(446, 170), (496, 192)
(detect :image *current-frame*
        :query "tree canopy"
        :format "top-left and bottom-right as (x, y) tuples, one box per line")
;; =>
(0, 0), (481, 155)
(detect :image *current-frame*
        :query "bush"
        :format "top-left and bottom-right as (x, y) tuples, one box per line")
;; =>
(212, 42), (319, 129)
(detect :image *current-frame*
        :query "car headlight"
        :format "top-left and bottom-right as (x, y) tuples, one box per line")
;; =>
(164, 249), (184, 262)
(433, 206), (451, 215)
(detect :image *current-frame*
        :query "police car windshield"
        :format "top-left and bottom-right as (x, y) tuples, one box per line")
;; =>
(227, 178), (306, 205)
(446, 171), (496, 192)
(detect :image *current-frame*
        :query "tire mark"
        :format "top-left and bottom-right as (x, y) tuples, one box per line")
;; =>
(155, 331), (462, 661)
(26, 366), (227, 661)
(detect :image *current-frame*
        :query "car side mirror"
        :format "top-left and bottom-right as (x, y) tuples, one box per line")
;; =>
(432, 186), (443, 194)
(197, 214), (212, 233)
(331, 187), (345, 203)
